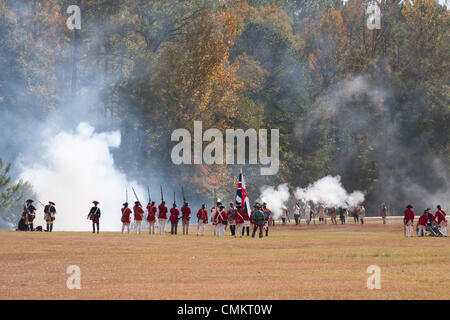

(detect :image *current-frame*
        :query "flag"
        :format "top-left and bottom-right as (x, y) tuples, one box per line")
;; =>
(236, 170), (251, 215)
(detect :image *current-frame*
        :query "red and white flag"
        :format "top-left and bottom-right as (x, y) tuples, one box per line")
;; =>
(235, 170), (251, 215)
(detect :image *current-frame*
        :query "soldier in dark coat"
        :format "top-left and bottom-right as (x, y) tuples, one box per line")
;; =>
(23, 199), (37, 231)
(44, 201), (56, 232)
(88, 201), (101, 233)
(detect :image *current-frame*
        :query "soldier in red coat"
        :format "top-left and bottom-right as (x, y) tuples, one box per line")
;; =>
(158, 201), (168, 234)
(196, 204), (208, 236)
(146, 201), (157, 234)
(133, 201), (144, 234)
(417, 210), (428, 237)
(169, 203), (180, 235)
(181, 202), (192, 235)
(435, 205), (447, 236)
(121, 202), (132, 234)
(242, 207), (251, 237)
(214, 205), (227, 237)
(404, 204), (415, 237)
(234, 205), (245, 238)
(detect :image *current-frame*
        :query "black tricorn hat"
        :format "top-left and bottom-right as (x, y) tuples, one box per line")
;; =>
(26, 199), (34, 203)
(201, 203), (205, 207)
(219, 204), (225, 209)
(123, 202), (129, 206)
(437, 204), (441, 209)
(93, 201), (99, 205)
(49, 201), (55, 205)
(406, 204), (413, 209)
(134, 201), (140, 205)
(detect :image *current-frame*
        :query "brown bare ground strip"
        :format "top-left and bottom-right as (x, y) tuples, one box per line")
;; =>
(0, 222), (449, 300)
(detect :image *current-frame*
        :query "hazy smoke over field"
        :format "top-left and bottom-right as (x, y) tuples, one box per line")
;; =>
(294, 176), (365, 208)
(19, 123), (146, 231)
(259, 183), (290, 219)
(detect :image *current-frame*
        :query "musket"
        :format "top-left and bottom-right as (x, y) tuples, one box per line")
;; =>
(36, 200), (45, 208)
(160, 185), (164, 201)
(147, 186), (151, 204)
(182, 186), (186, 204)
(131, 186), (141, 204)
(126, 189), (128, 203)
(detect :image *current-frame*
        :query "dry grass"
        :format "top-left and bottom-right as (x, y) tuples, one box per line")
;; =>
(0, 220), (449, 300)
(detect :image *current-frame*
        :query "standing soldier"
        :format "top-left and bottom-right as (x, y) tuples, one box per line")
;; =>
(87, 201), (101, 234)
(169, 203), (180, 235)
(339, 207), (347, 224)
(352, 206), (360, 224)
(404, 204), (415, 238)
(196, 204), (208, 236)
(242, 206), (251, 236)
(417, 210), (428, 237)
(133, 201), (144, 234)
(121, 202), (132, 234)
(44, 201), (56, 232)
(146, 201), (157, 234)
(251, 203), (265, 238)
(379, 203), (388, 224)
(329, 206), (337, 225)
(262, 203), (272, 237)
(158, 200), (168, 234)
(227, 202), (236, 236)
(211, 200), (221, 236)
(317, 203), (325, 224)
(435, 205), (447, 236)
(281, 205), (289, 225)
(181, 202), (191, 235)
(359, 205), (366, 225)
(293, 202), (301, 225)
(23, 199), (36, 231)
(213, 204), (227, 237)
(304, 201), (311, 225)
(234, 204), (245, 238)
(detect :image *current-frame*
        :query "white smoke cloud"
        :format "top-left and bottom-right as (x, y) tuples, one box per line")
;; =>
(19, 122), (145, 231)
(259, 183), (290, 219)
(294, 175), (365, 208)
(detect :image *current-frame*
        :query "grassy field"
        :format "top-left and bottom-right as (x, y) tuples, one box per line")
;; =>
(0, 220), (449, 300)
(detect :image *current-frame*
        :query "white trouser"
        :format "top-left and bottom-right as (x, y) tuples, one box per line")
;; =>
(135, 220), (142, 234)
(418, 225), (426, 237)
(197, 221), (205, 235)
(216, 223), (225, 237)
(439, 222), (447, 236)
(235, 223), (243, 237)
(159, 219), (167, 234)
(405, 221), (413, 237)
(148, 221), (155, 234)
(122, 223), (130, 234)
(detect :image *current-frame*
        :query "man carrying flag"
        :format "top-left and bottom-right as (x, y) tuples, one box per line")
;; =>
(235, 170), (251, 236)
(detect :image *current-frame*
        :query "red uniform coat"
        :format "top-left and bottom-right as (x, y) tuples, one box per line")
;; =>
(196, 209), (208, 223)
(214, 209), (227, 223)
(121, 207), (132, 223)
(435, 210), (447, 224)
(242, 210), (250, 221)
(146, 205), (157, 222)
(158, 204), (168, 219)
(234, 209), (245, 224)
(169, 208), (180, 222)
(181, 206), (191, 220)
(427, 211), (435, 223)
(404, 209), (415, 223)
(133, 205), (144, 221)
(418, 214), (428, 226)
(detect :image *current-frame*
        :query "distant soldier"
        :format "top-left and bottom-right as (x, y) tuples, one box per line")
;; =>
(44, 201), (56, 232)
(146, 201), (157, 234)
(417, 210), (428, 237)
(158, 201), (168, 234)
(234, 204), (245, 238)
(133, 201), (144, 234)
(251, 203), (265, 238)
(211, 201), (221, 236)
(87, 201), (101, 234)
(121, 202), (132, 234)
(214, 204), (227, 237)
(427, 208), (436, 225)
(23, 199), (36, 231)
(293, 202), (301, 225)
(169, 203), (180, 235)
(329, 206), (337, 225)
(281, 206), (289, 225)
(262, 202), (272, 237)
(339, 207), (347, 224)
(435, 205), (447, 236)
(181, 202), (191, 235)
(242, 206), (251, 236)
(317, 203), (325, 224)
(227, 202), (236, 236)
(404, 204), (415, 238)
(352, 206), (360, 224)
(379, 203), (388, 224)
(359, 205), (366, 225)
(196, 204), (208, 236)
(304, 202), (311, 225)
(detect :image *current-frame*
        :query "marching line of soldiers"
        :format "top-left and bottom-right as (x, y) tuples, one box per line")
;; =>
(18, 199), (56, 232)
(404, 204), (447, 238)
